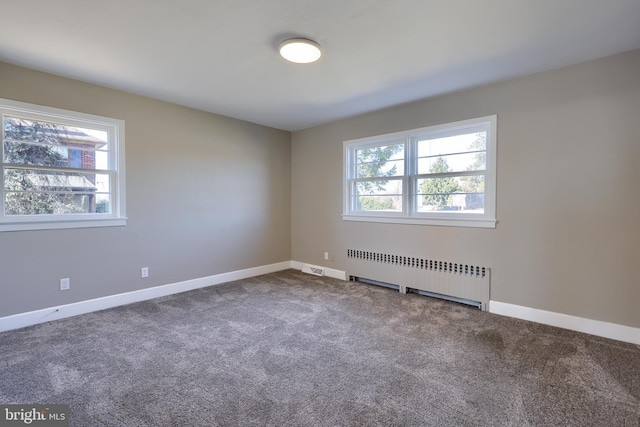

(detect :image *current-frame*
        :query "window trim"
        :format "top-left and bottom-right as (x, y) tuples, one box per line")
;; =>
(343, 115), (497, 228)
(1, 98), (126, 232)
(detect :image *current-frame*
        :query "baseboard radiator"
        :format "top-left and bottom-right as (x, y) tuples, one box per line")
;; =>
(346, 249), (491, 310)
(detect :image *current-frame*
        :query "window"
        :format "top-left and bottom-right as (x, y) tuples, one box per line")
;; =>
(343, 116), (496, 228)
(1, 98), (126, 232)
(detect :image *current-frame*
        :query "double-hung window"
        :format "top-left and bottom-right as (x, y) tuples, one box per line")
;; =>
(344, 115), (496, 228)
(1, 98), (126, 232)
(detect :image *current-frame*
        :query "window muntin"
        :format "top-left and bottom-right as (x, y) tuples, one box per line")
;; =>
(344, 116), (496, 228)
(1, 98), (126, 231)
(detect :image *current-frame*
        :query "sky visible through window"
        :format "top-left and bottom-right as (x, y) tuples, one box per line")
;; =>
(81, 128), (109, 193)
(417, 133), (483, 173)
(365, 133), (483, 175)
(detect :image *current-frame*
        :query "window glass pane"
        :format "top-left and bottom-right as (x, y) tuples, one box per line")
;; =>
(65, 147), (108, 171)
(4, 191), (97, 215)
(4, 116), (108, 148)
(3, 116), (109, 170)
(95, 193), (111, 213)
(3, 140), (110, 171)
(356, 158), (404, 178)
(354, 195), (402, 212)
(3, 140), (68, 167)
(95, 150), (109, 170)
(94, 173), (111, 193)
(3, 169), (109, 215)
(416, 175), (485, 213)
(418, 152), (485, 174)
(416, 132), (486, 157)
(355, 144), (404, 178)
(353, 179), (402, 212)
(4, 169), (104, 191)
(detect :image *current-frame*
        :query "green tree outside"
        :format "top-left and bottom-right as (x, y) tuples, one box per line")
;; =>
(459, 132), (486, 195)
(421, 156), (459, 209)
(358, 196), (394, 211)
(355, 144), (402, 210)
(3, 118), (84, 215)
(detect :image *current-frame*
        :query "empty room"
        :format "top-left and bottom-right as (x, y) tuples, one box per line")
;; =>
(1, 1), (639, 426)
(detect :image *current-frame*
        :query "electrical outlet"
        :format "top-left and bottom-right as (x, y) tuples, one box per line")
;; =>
(330, 253), (336, 262)
(141, 267), (149, 278)
(60, 278), (70, 291)
(324, 252), (329, 261)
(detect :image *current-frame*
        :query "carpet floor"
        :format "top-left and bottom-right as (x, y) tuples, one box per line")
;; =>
(1, 269), (639, 426)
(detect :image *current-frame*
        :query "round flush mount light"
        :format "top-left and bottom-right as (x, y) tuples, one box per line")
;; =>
(279, 38), (322, 64)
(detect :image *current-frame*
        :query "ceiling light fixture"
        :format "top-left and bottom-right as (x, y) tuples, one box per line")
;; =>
(279, 38), (322, 64)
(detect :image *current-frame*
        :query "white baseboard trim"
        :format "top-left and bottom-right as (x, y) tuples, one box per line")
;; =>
(13, 265), (634, 345)
(291, 260), (347, 281)
(0, 261), (292, 333)
(490, 301), (640, 345)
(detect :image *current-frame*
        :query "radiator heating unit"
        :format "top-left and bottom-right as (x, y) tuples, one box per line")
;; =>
(346, 249), (490, 310)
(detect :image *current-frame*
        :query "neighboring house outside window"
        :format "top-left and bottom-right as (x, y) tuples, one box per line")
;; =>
(343, 116), (497, 228)
(1, 98), (126, 232)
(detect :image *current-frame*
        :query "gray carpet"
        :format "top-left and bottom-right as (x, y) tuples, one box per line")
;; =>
(1, 269), (639, 426)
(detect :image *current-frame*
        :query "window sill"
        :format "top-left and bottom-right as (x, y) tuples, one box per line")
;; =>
(0, 217), (127, 232)
(342, 214), (496, 229)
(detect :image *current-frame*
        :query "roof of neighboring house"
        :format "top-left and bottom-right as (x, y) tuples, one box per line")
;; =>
(55, 128), (106, 148)
(28, 174), (97, 191)
(6, 118), (107, 148)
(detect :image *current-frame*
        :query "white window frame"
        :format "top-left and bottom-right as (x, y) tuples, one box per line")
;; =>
(1, 98), (126, 232)
(343, 115), (497, 228)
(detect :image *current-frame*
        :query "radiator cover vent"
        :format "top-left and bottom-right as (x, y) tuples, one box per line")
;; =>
(347, 249), (490, 310)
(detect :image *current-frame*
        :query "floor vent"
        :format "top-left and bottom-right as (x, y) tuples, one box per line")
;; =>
(301, 264), (325, 276)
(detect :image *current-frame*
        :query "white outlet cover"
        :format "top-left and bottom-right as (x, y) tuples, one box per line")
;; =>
(60, 278), (70, 290)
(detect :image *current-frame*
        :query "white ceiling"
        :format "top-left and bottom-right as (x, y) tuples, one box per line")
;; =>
(1, 1), (640, 131)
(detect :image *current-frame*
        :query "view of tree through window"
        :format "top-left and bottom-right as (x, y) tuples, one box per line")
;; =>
(3, 117), (110, 216)
(416, 132), (487, 212)
(420, 156), (459, 209)
(344, 115), (496, 228)
(1, 98), (125, 232)
(354, 143), (404, 212)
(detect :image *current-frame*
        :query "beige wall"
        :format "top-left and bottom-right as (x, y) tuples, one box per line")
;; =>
(292, 49), (640, 329)
(0, 62), (291, 317)
(2, 49), (639, 330)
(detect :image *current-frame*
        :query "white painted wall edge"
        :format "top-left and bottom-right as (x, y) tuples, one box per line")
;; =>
(0, 261), (292, 333)
(490, 301), (640, 346)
